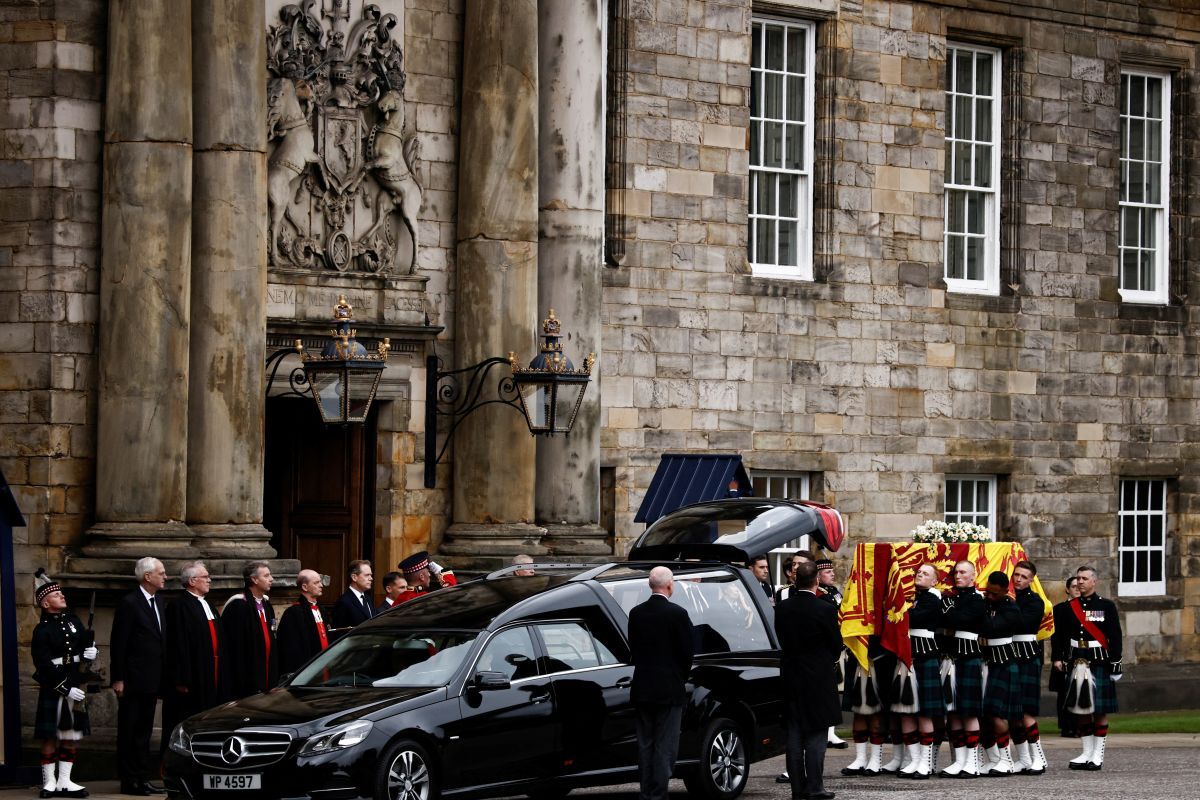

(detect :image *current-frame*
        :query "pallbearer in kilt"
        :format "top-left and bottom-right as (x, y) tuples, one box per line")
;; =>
(979, 572), (1022, 775)
(897, 563), (944, 778)
(1056, 566), (1123, 771)
(938, 560), (986, 777)
(1010, 560), (1050, 773)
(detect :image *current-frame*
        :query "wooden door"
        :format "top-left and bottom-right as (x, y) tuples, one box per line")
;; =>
(264, 398), (376, 600)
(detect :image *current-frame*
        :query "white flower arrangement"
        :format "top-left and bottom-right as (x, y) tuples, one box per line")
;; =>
(909, 520), (993, 544)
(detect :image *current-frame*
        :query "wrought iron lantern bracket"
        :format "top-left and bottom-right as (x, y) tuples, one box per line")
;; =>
(264, 341), (309, 399)
(424, 355), (524, 489)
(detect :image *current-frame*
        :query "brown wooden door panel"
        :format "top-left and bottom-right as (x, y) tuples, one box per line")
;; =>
(265, 398), (375, 601)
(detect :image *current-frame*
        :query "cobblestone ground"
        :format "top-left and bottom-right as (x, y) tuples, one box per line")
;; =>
(1, 734), (1195, 799)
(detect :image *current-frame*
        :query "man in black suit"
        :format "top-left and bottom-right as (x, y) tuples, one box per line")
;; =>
(163, 562), (226, 748)
(776, 560), (842, 800)
(277, 569), (333, 676)
(331, 559), (374, 632)
(628, 566), (693, 800)
(220, 561), (278, 699)
(111, 557), (168, 796)
(749, 554), (774, 605)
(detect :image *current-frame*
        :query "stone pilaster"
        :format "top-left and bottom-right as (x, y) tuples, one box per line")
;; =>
(448, 0), (540, 534)
(187, 0), (274, 558)
(86, 0), (196, 557)
(534, 0), (607, 553)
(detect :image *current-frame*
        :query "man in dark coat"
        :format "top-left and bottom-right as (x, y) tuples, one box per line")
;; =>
(775, 560), (841, 800)
(939, 559), (987, 777)
(31, 573), (97, 798)
(163, 562), (226, 747)
(628, 566), (693, 800)
(277, 569), (333, 675)
(331, 559), (374, 632)
(221, 561), (278, 699)
(748, 555), (774, 605)
(1049, 576), (1081, 737)
(111, 556), (168, 795)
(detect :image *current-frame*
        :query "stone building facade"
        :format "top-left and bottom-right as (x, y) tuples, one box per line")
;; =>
(2, 0), (1199, 735)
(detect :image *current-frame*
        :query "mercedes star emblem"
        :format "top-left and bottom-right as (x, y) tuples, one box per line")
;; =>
(221, 736), (246, 765)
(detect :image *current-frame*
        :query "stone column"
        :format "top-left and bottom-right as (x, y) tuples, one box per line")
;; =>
(444, 0), (544, 561)
(186, 0), (274, 558)
(85, 0), (196, 558)
(535, 0), (607, 553)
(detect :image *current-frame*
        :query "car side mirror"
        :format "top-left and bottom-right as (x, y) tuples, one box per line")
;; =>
(473, 670), (511, 690)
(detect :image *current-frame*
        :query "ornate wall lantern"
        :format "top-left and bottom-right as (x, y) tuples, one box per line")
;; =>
(265, 295), (390, 425)
(509, 310), (595, 436)
(424, 310), (594, 488)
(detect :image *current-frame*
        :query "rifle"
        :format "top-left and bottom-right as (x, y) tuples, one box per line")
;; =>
(78, 590), (104, 690)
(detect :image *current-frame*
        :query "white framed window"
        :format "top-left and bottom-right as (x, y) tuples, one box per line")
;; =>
(751, 471), (811, 584)
(944, 44), (1001, 295)
(944, 475), (997, 531)
(749, 17), (815, 280)
(1118, 478), (1167, 596)
(1119, 70), (1171, 304)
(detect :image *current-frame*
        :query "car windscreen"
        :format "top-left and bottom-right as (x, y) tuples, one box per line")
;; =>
(290, 630), (480, 688)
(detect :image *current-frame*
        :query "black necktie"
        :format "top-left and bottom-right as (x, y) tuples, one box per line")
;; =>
(149, 595), (161, 631)
(361, 595), (372, 619)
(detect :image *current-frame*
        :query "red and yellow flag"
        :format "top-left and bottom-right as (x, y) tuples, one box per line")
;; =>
(839, 542), (1053, 671)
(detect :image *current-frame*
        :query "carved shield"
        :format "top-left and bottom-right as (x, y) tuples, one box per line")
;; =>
(318, 107), (364, 194)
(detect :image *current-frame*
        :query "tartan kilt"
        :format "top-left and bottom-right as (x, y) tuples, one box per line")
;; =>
(842, 661), (882, 714)
(952, 657), (984, 718)
(983, 660), (1023, 719)
(913, 654), (946, 717)
(1090, 662), (1119, 715)
(34, 688), (89, 740)
(1015, 660), (1042, 716)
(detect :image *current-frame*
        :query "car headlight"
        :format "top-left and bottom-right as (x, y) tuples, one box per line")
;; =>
(299, 720), (374, 756)
(168, 724), (192, 756)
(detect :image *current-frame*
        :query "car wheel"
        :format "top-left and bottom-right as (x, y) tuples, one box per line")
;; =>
(684, 717), (748, 800)
(377, 738), (437, 800)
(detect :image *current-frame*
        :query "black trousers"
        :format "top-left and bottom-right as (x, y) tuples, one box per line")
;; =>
(117, 692), (159, 785)
(786, 718), (828, 798)
(635, 703), (683, 800)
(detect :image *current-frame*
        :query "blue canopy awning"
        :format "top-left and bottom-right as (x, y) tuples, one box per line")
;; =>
(634, 454), (754, 525)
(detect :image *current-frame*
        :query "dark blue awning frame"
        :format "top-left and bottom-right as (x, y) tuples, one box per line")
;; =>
(634, 454), (754, 525)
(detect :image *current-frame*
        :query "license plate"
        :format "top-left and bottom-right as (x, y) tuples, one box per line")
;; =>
(203, 774), (261, 790)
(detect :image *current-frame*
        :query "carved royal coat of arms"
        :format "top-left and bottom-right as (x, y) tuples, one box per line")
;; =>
(267, 0), (423, 275)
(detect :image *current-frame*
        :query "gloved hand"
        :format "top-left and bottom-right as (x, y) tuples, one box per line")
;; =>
(941, 596), (956, 612)
(1110, 660), (1123, 681)
(67, 687), (85, 702)
(429, 561), (443, 576)
(82, 646), (98, 661)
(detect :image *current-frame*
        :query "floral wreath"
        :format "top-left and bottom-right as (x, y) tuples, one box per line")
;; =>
(909, 520), (993, 543)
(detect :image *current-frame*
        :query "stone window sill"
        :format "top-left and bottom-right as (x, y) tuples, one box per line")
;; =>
(1115, 595), (1181, 613)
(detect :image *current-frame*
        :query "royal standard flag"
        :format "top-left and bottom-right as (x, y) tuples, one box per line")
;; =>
(839, 542), (1054, 672)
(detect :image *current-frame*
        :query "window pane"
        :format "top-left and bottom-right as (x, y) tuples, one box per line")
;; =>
(1127, 162), (1144, 202)
(1121, 207), (1139, 246)
(765, 73), (783, 119)
(966, 192), (985, 234)
(757, 172), (775, 215)
(778, 221), (796, 266)
(778, 172), (797, 217)
(786, 76), (805, 121)
(765, 25), (784, 70)
(976, 481), (990, 512)
(1150, 554), (1163, 582)
(786, 123), (805, 170)
(1120, 73), (1129, 112)
(954, 96), (972, 140)
(1121, 250), (1140, 290)
(966, 237), (984, 280)
(1128, 119), (1145, 160)
(948, 190), (966, 232)
(946, 234), (964, 279)
(1137, 515), (1148, 547)
(1121, 550), (1134, 583)
(1147, 76), (1162, 117)
(1136, 550), (1148, 582)
(1121, 515), (1136, 547)
(756, 219), (775, 264)
(752, 24), (763, 68)
(765, 121), (783, 168)
(1122, 479), (1135, 510)
(954, 142), (971, 185)
(946, 481), (960, 512)
(1129, 75), (1145, 116)
(961, 484), (975, 512)
(1140, 251), (1155, 292)
(1151, 481), (1164, 511)
(974, 144), (992, 187)
(955, 50), (973, 92)
(1150, 515), (1163, 547)
(1147, 120), (1161, 161)
(786, 27), (805, 73)
(974, 53), (993, 94)
(975, 98), (992, 141)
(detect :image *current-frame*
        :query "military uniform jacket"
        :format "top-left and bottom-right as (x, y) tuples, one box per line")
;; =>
(907, 588), (942, 657)
(32, 610), (89, 696)
(982, 596), (1021, 663)
(1051, 593), (1122, 664)
(277, 599), (331, 675)
(1013, 587), (1047, 662)
(941, 585), (986, 658)
(221, 593), (279, 698)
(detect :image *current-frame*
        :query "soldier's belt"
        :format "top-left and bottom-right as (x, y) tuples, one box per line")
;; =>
(954, 631), (979, 641)
(50, 656), (83, 666)
(1071, 639), (1102, 649)
(984, 636), (1013, 646)
(1013, 634), (1037, 643)
(909, 628), (936, 639)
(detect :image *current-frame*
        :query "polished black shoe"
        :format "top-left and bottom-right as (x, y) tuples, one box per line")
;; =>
(38, 789), (56, 799)
(827, 740), (850, 749)
(810, 792), (836, 800)
(776, 772), (791, 784)
(143, 783), (166, 795)
(120, 784), (152, 796)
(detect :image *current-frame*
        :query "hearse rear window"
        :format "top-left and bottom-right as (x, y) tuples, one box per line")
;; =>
(601, 571), (771, 654)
